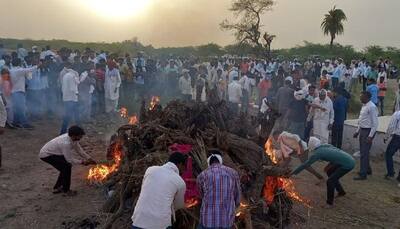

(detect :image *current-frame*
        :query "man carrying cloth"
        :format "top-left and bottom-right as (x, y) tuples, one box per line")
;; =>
(270, 130), (324, 183)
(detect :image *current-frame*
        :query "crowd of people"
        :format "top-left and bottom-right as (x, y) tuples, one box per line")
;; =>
(1, 43), (400, 228)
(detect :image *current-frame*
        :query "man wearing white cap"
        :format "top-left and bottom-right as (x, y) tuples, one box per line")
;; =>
(291, 137), (355, 207)
(311, 89), (334, 144)
(197, 150), (241, 229)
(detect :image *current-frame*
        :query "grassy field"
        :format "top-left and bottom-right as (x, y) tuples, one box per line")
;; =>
(348, 79), (398, 119)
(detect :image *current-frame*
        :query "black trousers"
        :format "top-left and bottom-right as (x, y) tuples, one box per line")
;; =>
(326, 163), (352, 205)
(331, 123), (344, 149)
(41, 155), (72, 192)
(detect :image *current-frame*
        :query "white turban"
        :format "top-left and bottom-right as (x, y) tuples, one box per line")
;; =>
(308, 137), (322, 151)
(285, 76), (293, 84)
(294, 90), (305, 101)
(207, 154), (223, 166)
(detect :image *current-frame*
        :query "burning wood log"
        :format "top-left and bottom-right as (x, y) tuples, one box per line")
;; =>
(87, 100), (297, 229)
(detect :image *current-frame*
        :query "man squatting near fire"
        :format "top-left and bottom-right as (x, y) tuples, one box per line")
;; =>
(291, 137), (355, 207)
(39, 126), (96, 196)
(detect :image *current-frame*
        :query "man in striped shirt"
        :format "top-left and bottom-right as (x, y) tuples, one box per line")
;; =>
(197, 150), (241, 229)
(384, 110), (400, 186)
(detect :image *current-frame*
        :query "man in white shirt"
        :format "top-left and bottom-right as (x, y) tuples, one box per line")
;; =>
(350, 63), (362, 92)
(239, 74), (255, 115)
(383, 111), (400, 185)
(131, 152), (187, 229)
(353, 91), (379, 180)
(179, 69), (192, 101)
(228, 76), (242, 116)
(60, 62), (80, 135)
(10, 58), (37, 129)
(104, 60), (121, 114)
(311, 90), (334, 144)
(39, 126), (95, 196)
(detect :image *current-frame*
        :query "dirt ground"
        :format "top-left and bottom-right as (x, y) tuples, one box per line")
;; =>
(1, 119), (400, 229)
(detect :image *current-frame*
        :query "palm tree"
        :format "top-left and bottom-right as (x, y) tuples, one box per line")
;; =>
(321, 6), (347, 48)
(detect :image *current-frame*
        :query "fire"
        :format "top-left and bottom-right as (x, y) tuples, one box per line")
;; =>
(185, 198), (199, 209)
(119, 107), (138, 125)
(149, 96), (160, 110)
(128, 115), (138, 125)
(236, 202), (249, 217)
(265, 138), (279, 164)
(120, 107), (128, 118)
(87, 143), (122, 182)
(263, 138), (311, 207)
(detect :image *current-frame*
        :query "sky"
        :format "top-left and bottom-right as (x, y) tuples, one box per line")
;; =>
(0, 0), (399, 49)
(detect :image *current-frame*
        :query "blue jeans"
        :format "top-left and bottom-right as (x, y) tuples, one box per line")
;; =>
(26, 89), (44, 119)
(385, 135), (400, 177)
(60, 101), (80, 135)
(11, 92), (29, 126)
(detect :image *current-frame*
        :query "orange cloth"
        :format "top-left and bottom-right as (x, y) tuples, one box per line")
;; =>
(378, 82), (387, 97)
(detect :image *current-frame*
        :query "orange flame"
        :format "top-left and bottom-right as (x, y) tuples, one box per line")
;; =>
(128, 115), (138, 125)
(149, 96), (160, 110)
(263, 138), (311, 207)
(185, 198), (199, 209)
(120, 107), (128, 118)
(265, 138), (279, 164)
(120, 107), (138, 125)
(235, 202), (249, 217)
(87, 143), (122, 182)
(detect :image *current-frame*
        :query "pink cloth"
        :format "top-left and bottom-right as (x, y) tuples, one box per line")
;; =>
(168, 144), (199, 202)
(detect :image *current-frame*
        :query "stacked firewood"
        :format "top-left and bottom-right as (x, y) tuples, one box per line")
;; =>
(100, 100), (292, 229)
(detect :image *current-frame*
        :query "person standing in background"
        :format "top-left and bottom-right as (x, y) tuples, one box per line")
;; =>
(332, 88), (348, 149)
(1, 68), (14, 128)
(311, 89), (334, 144)
(366, 78), (379, 106)
(353, 91), (379, 180)
(178, 69), (192, 101)
(104, 60), (121, 114)
(383, 111), (400, 187)
(0, 95), (6, 167)
(60, 62), (80, 135)
(10, 58), (37, 129)
(377, 75), (387, 116)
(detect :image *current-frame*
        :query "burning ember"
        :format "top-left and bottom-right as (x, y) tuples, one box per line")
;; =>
(119, 107), (138, 125)
(263, 138), (311, 208)
(185, 198), (199, 209)
(120, 107), (128, 118)
(87, 142), (123, 182)
(149, 96), (160, 110)
(235, 202), (249, 217)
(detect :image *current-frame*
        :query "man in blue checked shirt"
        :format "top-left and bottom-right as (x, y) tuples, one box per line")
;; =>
(197, 150), (241, 229)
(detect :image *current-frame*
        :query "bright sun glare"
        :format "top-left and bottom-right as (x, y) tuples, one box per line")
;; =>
(83, 0), (151, 20)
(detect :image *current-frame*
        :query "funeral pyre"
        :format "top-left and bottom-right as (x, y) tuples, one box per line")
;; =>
(87, 99), (307, 229)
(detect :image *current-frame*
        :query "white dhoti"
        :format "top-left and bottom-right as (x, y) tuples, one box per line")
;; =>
(313, 119), (329, 144)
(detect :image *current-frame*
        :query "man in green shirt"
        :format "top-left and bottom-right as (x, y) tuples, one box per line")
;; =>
(291, 137), (355, 206)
